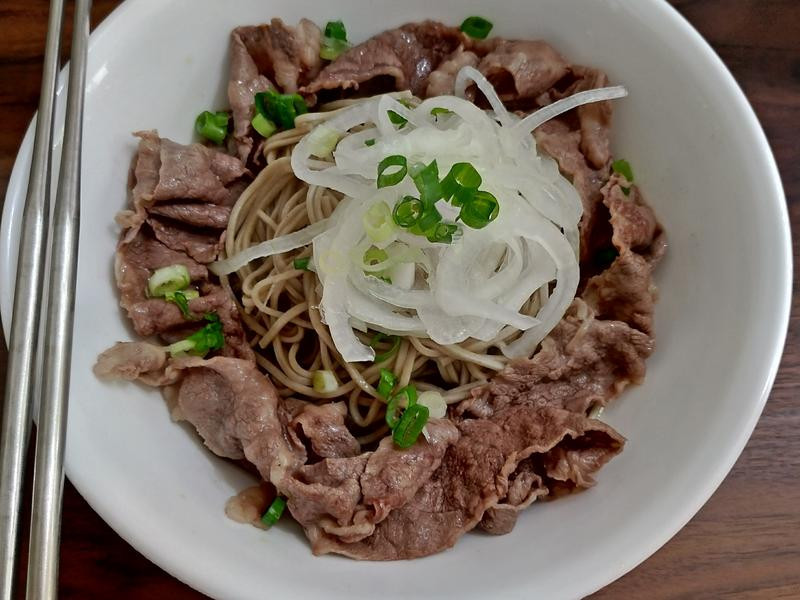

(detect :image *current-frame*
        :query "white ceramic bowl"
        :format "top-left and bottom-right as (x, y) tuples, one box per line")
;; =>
(1, 0), (791, 598)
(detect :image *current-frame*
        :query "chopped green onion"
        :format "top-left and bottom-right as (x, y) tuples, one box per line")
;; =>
(364, 138), (376, 147)
(251, 113), (277, 138)
(426, 222), (459, 244)
(393, 196), (423, 228)
(392, 404), (429, 448)
(410, 160), (441, 203)
(254, 90), (308, 130)
(385, 385), (418, 430)
(312, 370), (339, 393)
(417, 390), (447, 419)
(611, 159), (634, 182)
(320, 37), (350, 61)
(458, 190), (499, 229)
(261, 496), (287, 526)
(387, 110), (408, 128)
(195, 110), (229, 145)
(377, 368), (397, 399)
(307, 124), (341, 158)
(323, 20), (347, 41)
(409, 201), (442, 235)
(168, 313), (225, 357)
(430, 107), (453, 117)
(441, 162), (482, 206)
(363, 201), (397, 243)
(370, 333), (401, 363)
(363, 246), (389, 268)
(165, 289), (199, 320)
(460, 16), (493, 39)
(377, 155), (407, 188)
(293, 257), (311, 271)
(148, 264), (191, 297)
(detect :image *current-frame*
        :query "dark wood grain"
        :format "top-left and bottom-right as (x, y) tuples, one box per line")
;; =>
(0, 1), (797, 598)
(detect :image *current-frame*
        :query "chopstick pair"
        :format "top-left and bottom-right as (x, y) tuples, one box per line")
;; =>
(0, 0), (92, 598)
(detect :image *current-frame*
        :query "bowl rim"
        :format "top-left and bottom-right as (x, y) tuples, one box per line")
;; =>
(0, 0), (792, 597)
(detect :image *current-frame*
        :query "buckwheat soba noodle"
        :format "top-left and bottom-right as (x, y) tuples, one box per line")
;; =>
(95, 15), (665, 561)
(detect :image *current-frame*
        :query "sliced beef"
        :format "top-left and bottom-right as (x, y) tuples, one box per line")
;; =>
(535, 119), (609, 262)
(228, 19), (322, 161)
(477, 40), (569, 102)
(312, 405), (622, 559)
(603, 174), (659, 253)
(290, 402), (361, 459)
(147, 216), (223, 264)
(425, 46), (479, 97)
(175, 357), (304, 479)
(287, 420), (459, 550)
(479, 461), (547, 535)
(303, 21), (466, 98)
(93, 341), (181, 387)
(148, 203), (231, 229)
(459, 301), (653, 418)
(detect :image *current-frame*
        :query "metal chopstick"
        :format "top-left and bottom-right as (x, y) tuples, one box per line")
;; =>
(26, 0), (92, 598)
(0, 0), (65, 597)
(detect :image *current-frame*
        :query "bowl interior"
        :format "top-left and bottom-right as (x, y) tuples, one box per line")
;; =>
(0, 0), (790, 598)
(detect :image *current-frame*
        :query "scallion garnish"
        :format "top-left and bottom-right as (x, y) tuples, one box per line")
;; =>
(293, 257), (311, 271)
(167, 313), (225, 357)
(426, 222), (459, 244)
(460, 16), (493, 39)
(320, 20), (350, 60)
(430, 107), (453, 118)
(392, 196), (423, 228)
(147, 264), (191, 298)
(195, 110), (229, 145)
(254, 90), (308, 131)
(324, 20), (347, 40)
(312, 370), (339, 393)
(410, 160), (441, 203)
(441, 162), (482, 206)
(611, 159), (634, 182)
(363, 246), (389, 268)
(392, 403), (429, 448)
(458, 190), (499, 229)
(363, 201), (396, 243)
(385, 384), (417, 429)
(251, 113), (277, 138)
(387, 110), (408, 129)
(377, 155), (407, 188)
(165, 289), (199, 320)
(377, 368), (397, 399)
(261, 496), (287, 526)
(370, 332), (401, 363)
(409, 200), (442, 235)
(364, 138), (376, 147)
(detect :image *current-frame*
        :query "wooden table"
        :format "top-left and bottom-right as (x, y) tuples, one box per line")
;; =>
(0, 1), (797, 597)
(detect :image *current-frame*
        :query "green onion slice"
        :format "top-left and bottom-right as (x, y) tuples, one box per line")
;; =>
(426, 222), (459, 244)
(195, 110), (229, 145)
(385, 385), (418, 429)
(392, 404), (430, 448)
(363, 201), (396, 243)
(148, 264), (190, 297)
(323, 20), (347, 41)
(370, 333), (401, 363)
(387, 110), (408, 128)
(363, 246), (389, 270)
(364, 138), (376, 147)
(458, 190), (499, 229)
(409, 201), (442, 235)
(165, 289), (199, 320)
(611, 159), (634, 182)
(377, 155), (407, 188)
(261, 496), (287, 526)
(168, 313), (225, 357)
(410, 160), (441, 203)
(320, 37), (350, 61)
(441, 162), (482, 205)
(293, 257), (311, 271)
(393, 196), (423, 228)
(254, 90), (308, 130)
(251, 113), (277, 138)
(430, 107), (454, 117)
(312, 370), (338, 393)
(460, 16), (493, 39)
(377, 368), (397, 399)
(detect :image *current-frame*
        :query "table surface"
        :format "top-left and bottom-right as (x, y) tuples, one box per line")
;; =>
(0, 1), (798, 597)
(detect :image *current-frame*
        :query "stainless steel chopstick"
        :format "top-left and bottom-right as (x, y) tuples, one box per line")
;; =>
(26, 0), (91, 598)
(0, 0), (65, 597)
